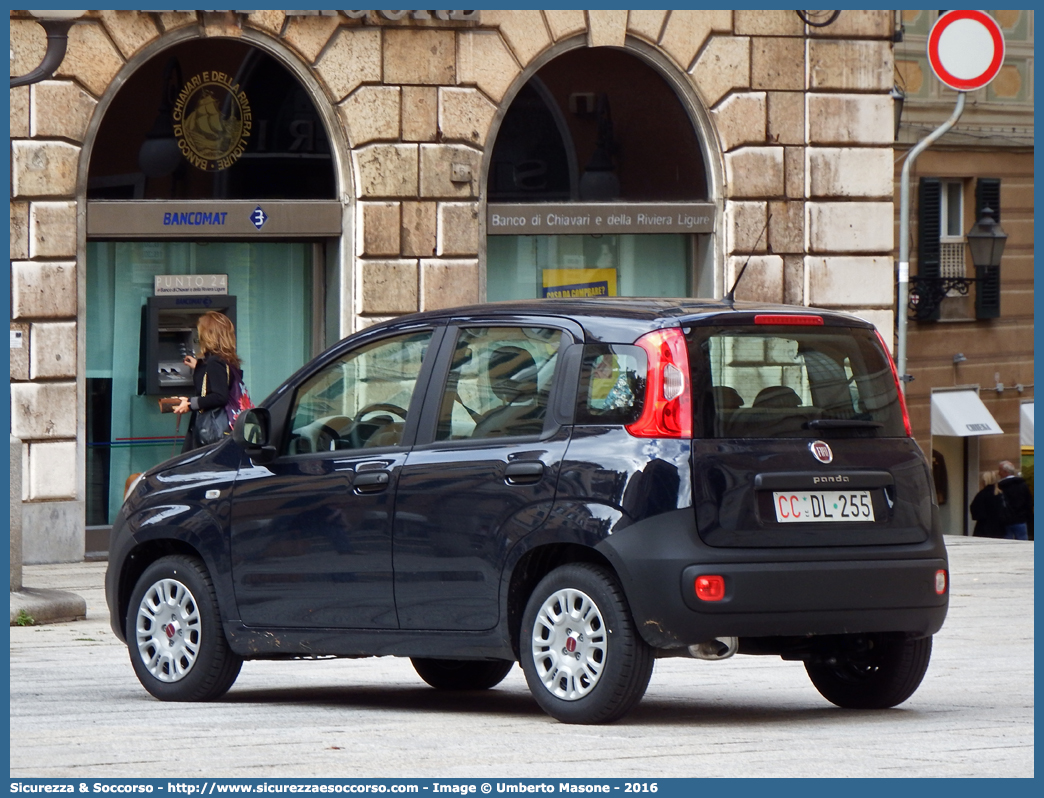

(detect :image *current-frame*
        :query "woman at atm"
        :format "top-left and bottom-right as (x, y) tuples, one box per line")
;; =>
(171, 310), (243, 451)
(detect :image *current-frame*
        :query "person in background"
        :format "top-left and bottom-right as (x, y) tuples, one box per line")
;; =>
(970, 470), (1004, 538)
(996, 460), (1033, 541)
(171, 311), (242, 452)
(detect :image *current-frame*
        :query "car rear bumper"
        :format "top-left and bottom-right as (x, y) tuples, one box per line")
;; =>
(599, 508), (949, 649)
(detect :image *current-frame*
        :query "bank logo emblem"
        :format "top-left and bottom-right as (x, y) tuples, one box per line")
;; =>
(173, 71), (252, 172)
(251, 206), (268, 230)
(809, 440), (833, 464)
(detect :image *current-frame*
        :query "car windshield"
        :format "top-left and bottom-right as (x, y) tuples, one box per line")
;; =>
(687, 324), (906, 438)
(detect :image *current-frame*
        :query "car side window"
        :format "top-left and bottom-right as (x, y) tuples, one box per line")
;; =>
(283, 330), (432, 455)
(575, 345), (647, 425)
(435, 327), (563, 441)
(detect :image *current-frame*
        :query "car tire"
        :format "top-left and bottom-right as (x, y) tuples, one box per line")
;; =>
(411, 658), (515, 690)
(520, 563), (653, 724)
(126, 555), (243, 701)
(805, 634), (932, 709)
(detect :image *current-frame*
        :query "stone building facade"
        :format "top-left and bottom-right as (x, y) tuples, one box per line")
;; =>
(893, 9), (1034, 536)
(10, 9), (899, 562)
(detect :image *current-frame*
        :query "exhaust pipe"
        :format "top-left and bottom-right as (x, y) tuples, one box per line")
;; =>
(688, 636), (739, 661)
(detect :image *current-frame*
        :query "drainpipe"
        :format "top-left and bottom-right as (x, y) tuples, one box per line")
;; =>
(896, 92), (966, 392)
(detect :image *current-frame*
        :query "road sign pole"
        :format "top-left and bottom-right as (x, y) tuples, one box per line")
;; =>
(896, 91), (966, 391)
(895, 10), (1004, 393)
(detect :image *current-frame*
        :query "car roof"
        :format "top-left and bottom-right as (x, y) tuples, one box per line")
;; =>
(394, 298), (876, 341)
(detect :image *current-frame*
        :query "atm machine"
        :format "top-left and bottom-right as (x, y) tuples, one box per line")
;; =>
(144, 295), (237, 395)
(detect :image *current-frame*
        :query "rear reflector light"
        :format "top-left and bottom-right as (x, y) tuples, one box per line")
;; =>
(754, 314), (824, 326)
(695, 575), (726, 602)
(626, 328), (693, 439)
(935, 569), (948, 595)
(875, 328), (913, 436)
(663, 363), (684, 400)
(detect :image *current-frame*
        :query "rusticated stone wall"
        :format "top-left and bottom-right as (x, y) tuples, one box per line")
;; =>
(9, 9), (897, 561)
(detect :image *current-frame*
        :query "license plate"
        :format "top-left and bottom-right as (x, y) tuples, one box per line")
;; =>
(772, 491), (875, 523)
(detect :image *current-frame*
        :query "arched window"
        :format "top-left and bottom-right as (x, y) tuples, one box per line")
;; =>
(88, 39), (335, 200)
(486, 47), (713, 302)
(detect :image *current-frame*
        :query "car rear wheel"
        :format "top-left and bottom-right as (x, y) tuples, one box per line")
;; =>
(126, 555), (242, 701)
(805, 634), (932, 709)
(411, 658), (515, 690)
(520, 563), (653, 724)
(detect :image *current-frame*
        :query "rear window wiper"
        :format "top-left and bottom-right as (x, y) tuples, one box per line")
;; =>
(806, 419), (884, 429)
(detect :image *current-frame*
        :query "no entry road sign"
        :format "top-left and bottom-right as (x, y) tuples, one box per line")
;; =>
(927, 10), (1005, 92)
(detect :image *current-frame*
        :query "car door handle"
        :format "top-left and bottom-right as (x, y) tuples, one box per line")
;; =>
(353, 471), (391, 493)
(505, 461), (544, 485)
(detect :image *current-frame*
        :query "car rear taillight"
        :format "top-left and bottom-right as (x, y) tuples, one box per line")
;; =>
(626, 328), (693, 439)
(754, 314), (824, 326)
(695, 575), (726, 602)
(875, 328), (913, 436)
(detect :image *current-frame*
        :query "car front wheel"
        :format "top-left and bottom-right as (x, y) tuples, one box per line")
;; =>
(805, 634), (932, 709)
(126, 554), (242, 701)
(520, 563), (653, 724)
(411, 658), (515, 690)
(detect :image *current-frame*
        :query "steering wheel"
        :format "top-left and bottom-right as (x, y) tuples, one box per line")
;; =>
(343, 403), (408, 449)
(356, 403), (407, 423)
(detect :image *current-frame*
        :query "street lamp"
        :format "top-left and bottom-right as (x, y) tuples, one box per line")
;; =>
(10, 10), (87, 89)
(967, 206), (1007, 320)
(965, 207), (1008, 270)
(908, 206), (1007, 321)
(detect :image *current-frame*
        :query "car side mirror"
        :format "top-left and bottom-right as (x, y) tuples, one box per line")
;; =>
(233, 407), (277, 464)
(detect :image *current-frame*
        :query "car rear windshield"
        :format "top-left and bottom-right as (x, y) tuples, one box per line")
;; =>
(687, 324), (906, 438)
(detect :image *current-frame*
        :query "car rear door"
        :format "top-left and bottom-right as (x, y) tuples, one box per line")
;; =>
(391, 319), (581, 631)
(686, 314), (935, 548)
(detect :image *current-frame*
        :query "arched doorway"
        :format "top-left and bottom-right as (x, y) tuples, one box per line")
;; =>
(83, 38), (344, 527)
(485, 46), (717, 302)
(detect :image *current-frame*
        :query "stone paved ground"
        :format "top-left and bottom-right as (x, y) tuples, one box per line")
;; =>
(8, 536), (1033, 778)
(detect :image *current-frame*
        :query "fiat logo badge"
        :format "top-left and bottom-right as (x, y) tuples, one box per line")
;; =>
(810, 440), (833, 464)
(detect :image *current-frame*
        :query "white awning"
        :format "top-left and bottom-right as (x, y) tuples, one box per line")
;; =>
(931, 390), (1004, 437)
(1020, 402), (1034, 447)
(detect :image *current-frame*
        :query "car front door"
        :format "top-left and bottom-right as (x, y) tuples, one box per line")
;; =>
(228, 327), (438, 628)
(392, 322), (579, 631)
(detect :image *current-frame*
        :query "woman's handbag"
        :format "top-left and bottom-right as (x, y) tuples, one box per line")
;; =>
(196, 406), (230, 445)
(196, 368), (234, 445)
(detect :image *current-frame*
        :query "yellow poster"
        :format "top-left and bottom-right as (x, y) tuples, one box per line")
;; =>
(541, 269), (617, 299)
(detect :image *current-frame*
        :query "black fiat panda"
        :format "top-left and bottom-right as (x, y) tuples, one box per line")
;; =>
(107, 299), (948, 724)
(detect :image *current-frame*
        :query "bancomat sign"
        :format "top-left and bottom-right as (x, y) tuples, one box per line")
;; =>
(87, 200), (342, 238)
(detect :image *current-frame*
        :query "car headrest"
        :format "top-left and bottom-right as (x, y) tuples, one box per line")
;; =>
(489, 346), (538, 402)
(752, 385), (801, 408)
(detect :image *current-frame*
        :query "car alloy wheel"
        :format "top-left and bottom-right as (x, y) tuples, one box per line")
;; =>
(530, 586), (608, 700)
(520, 563), (653, 723)
(805, 634), (933, 709)
(411, 658), (515, 690)
(125, 555), (242, 701)
(135, 576), (202, 683)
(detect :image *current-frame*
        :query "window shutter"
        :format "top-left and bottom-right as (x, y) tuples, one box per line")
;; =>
(974, 177), (1002, 319)
(917, 177), (942, 321)
(975, 178), (1002, 222)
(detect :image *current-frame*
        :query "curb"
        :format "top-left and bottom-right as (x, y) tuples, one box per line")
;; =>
(10, 588), (87, 626)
